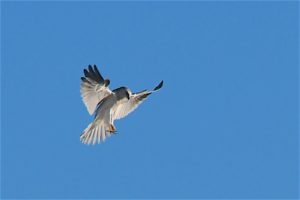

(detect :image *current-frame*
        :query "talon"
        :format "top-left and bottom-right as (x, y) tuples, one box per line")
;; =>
(107, 124), (117, 134)
(107, 130), (117, 134)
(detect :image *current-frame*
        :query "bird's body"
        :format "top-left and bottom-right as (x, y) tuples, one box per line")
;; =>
(80, 65), (163, 145)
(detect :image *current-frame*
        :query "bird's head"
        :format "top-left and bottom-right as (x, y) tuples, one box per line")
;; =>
(114, 87), (131, 100)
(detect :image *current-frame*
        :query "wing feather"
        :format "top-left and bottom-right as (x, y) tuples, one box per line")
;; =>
(113, 92), (151, 120)
(80, 65), (112, 115)
(112, 81), (163, 120)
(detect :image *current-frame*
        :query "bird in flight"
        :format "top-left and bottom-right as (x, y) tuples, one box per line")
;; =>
(80, 65), (163, 145)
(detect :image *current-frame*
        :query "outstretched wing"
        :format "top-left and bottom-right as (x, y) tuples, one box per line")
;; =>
(80, 65), (112, 115)
(112, 81), (163, 120)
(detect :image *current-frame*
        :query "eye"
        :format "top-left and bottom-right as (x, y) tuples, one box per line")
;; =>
(125, 91), (130, 100)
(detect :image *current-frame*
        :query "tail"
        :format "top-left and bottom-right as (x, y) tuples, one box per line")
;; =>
(80, 121), (110, 145)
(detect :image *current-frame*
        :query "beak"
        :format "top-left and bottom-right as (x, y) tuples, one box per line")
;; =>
(104, 79), (110, 87)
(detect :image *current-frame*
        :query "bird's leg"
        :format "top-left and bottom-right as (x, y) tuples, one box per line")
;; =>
(107, 124), (117, 134)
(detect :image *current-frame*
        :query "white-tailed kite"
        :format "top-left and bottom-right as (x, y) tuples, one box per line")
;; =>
(80, 65), (163, 145)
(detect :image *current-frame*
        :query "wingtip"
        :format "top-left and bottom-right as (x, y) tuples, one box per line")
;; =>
(153, 80), (164, 91)
(88, 65), (93, 72)
(83, 64), (105, 83)
(81, 77), (89, 83)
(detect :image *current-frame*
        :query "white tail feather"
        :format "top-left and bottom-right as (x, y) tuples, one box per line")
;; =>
(80, 121), (110, 145)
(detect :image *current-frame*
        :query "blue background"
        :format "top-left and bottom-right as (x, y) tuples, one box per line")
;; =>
(1, 1), (299, 199)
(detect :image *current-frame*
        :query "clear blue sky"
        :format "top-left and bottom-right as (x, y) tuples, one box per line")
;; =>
(1, 1), (299, 199)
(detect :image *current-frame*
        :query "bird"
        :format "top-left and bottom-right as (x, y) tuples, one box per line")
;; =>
(80, 65), (163, 145)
